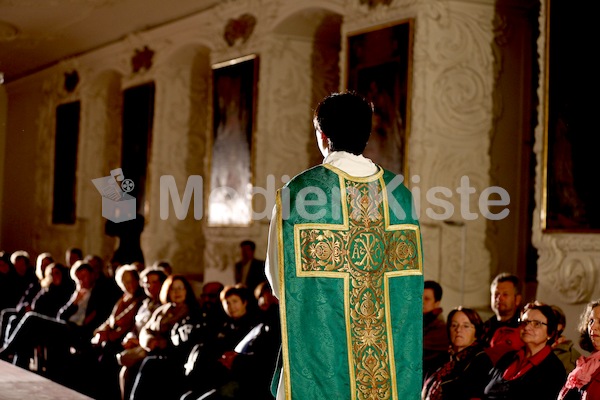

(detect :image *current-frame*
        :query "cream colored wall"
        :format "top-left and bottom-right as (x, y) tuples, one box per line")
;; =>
(2, 0), (530, 315)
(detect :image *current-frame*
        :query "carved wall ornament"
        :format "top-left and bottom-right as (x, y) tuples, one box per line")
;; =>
(131, 46), (154, 73)
(359, 0), (392, 9)
(223, 13), (256, 46)
(64, 70), (79, 93)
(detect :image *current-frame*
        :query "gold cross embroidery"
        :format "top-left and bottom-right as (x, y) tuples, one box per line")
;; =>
(293, 176), (422, 400)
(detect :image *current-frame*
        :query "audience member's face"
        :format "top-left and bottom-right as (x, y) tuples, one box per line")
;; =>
(13, 257), (28, 276)
(66, 250), (81, 267)
(200, 283), (222, 308)
(0, 260), (9, 274)
(49, 266), (62, 285)
(491, 281), (520, 319)
(449, 311), (476, 352)
(241, 245), (254, 263)
(519, 309), (549, 349)
(75, 268), (94, 290)
(258, 290), (277, 312)
(169, 279), (187, 304)
(143, 273), (163, 299)
(423, 288), (438, 314)
(223, 294), (247, 319)
(122, 271), (139, 295)
(588, 306), (600, 352)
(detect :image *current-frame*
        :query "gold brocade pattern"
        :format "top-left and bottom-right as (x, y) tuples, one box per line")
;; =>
(298, 179), (421, 400)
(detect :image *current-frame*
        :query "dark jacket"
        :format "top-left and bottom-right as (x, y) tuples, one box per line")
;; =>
(484, 348), (567, 399)
(422, 343), (493, 400)
(58, 282), (119, 340)
(424, 308), (450, 378)
(234, 258), (266, 291)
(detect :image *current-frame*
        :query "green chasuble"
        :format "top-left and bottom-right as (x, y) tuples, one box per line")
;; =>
(275, 164), (423, 400)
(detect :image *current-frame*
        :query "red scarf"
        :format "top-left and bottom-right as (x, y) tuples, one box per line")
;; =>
(502, 345), (552, 381)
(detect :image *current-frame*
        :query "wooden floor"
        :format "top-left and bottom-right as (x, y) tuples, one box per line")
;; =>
(0, 360), (92, 399)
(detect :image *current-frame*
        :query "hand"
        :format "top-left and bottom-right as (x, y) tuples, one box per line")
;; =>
(122, 337), (139, 349)
(218, 351), (238, 370)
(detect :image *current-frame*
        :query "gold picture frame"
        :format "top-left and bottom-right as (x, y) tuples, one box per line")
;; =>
(542, 1), (599, 231)
(208, 54), (258, 227)
(346, 19), (414, 177)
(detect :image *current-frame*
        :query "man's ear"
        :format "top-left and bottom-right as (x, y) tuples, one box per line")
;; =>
(321, 131), (329, 149)
(515, 294), (522, 307)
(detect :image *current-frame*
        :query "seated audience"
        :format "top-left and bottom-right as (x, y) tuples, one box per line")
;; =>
(183, 281), (280, 400)
(129, 274), (202, 400)
(89, 264), (145, 399)
(558, 299), (600, 399)
(422, 307), (493, 400)
(118, 266), (168, 400)
(1, 262), (74, 346)
(423, 280), (449, 378)
(484, 302), (566, 399)
(182, 285), (260, 398)
(482, 273), (524, 365)
(0, 251), (18, 311)
(10, 251), (38, 311)
(0, 261), (117, 387)
(551, 304), (581, 374)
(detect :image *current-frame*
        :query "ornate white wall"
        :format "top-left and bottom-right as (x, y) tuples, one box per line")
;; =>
(2, 0), (527, 314)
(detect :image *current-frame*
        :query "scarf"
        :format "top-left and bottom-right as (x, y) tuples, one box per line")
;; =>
(422, 344), (480, 400)
(563, 351), (600, 390)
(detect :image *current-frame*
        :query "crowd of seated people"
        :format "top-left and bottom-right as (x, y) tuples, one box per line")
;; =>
(421, 273), (600, 400)
(0, 247), (281, 400)
(4, 247), (600, 400)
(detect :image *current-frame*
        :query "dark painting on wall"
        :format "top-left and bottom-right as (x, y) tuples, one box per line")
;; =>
(346, 19), (413, 176)
(543, 0), (600, 231)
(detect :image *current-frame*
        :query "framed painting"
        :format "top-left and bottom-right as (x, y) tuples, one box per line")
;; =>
(542, 0), (600, 231)
(346, 19), (413, 176)
(208, 54), (258, 226)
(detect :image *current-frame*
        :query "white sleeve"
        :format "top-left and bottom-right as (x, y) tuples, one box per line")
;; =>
(265, 204), (280, 299)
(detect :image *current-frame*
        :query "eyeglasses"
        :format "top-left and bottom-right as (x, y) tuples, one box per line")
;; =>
(450, 323), (474, 330)
(519, 319), (547, 328)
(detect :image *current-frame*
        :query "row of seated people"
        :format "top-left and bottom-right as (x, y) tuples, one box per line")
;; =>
(421, 275), (597, 400)
(0, 250), (280, 400)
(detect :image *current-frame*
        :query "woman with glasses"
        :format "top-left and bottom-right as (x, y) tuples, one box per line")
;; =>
(483, 302), (566, 399)
(422, 307), (493, 400)
(558, 299), (600, 399)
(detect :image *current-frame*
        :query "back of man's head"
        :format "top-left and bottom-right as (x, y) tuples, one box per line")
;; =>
(424, 280), (443, 302)
(313, 91), (373, 155)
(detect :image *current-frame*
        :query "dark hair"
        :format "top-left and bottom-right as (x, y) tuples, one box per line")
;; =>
(240, 240), (256, 251)
(140, 266), (168, 283)
(313, 91), (373, 155)
(447, 307), (485, 342)
(424, 280), (443, 302)
(68, 247), (83, 259)
(220, 285), (252, 304)
(70, 261), (94, 282)
(491, 272), (521, 296)
(577, 299), (600, 353)
(521, 302), (559, 343)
